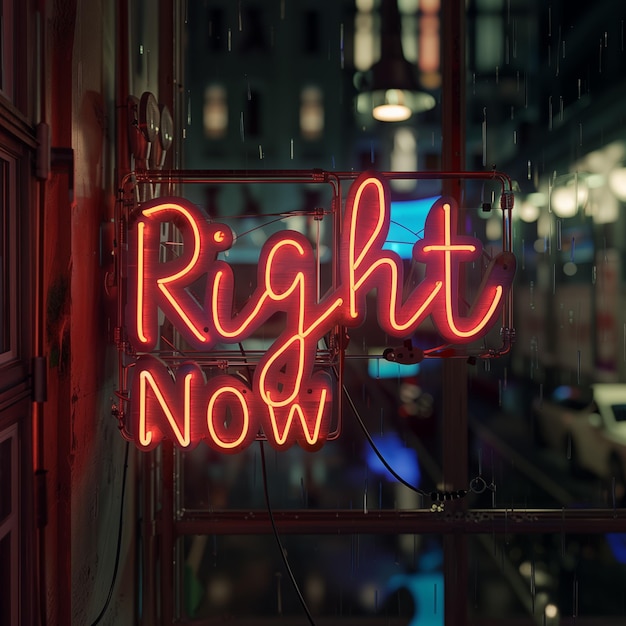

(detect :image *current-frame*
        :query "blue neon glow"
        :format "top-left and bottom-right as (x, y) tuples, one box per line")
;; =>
(367, 357), (420, 379)
(606, 533), (626, 564)
(387, 571), (444, 626)
(365, 432), (421, 486)
(385, 545), (444, 626)
(385, 197), (440, 260)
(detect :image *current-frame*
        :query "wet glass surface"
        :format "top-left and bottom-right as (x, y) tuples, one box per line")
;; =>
(167, 1), (626, 622)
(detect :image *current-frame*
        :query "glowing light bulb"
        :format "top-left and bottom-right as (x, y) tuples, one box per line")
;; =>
(373, 103), (412, 122)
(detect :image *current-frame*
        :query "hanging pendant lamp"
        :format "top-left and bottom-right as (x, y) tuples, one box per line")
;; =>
(357, 0), (436, 122)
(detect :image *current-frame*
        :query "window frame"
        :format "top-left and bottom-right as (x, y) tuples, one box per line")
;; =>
(0, 422), (19, 626)
(0, 149), (17, 366)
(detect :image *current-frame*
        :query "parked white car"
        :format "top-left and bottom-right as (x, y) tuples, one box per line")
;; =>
(533, 384), (626, 484)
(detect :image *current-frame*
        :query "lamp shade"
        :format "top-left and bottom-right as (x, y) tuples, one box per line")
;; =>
(358, 0), (436, 122)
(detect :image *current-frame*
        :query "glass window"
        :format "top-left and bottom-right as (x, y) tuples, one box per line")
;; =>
(203, 85), (228, 139)
(0, 0), (14, 101)
(143, 1), (626, 623)
(207, 8), (225, 53)
(0, 435), (11, 522)
(238, 6), (270, 54)
(0, 534), (11, 625)
(0, 425), (18, 626)
(178, 533), (443, 621)
(302, 10), (321, 55)
(299, 86), (324, 140)
(611, 404), (626, 423)
(0, 153), (15, 364)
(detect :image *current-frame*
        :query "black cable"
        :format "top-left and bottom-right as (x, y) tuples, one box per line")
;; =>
(258, 440), (316, 626)
(89, 440), (130, 626)
(323, 333), (473, 503)
(341, 381), (429, 498)
(339, 368), (469, 504)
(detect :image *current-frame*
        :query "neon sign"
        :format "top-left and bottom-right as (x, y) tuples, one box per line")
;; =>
(125, 171), (515, 452)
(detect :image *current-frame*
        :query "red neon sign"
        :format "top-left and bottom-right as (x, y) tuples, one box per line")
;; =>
(125, 171), (515, 451)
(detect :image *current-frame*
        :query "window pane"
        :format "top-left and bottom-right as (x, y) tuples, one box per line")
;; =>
(177, 533), (443, 622)
(0, 436), (11, 522)
(0, 159), (6, 354)
(161, 2), (626, 623)
(0, 0), (14, 101)
(0, 155), (12, 360)
(470, 533), (626, 621)
(0, 533), (11, 625)
(203, 85), (228, 139)
(300, 86), (324, 141)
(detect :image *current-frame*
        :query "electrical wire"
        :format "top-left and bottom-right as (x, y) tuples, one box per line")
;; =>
(341, 381), (430, 498)
(89, 440), (130, 626)
(339, 367), (471, 504)
(322, 332), (477, 504)
(258, 440), (317, 626)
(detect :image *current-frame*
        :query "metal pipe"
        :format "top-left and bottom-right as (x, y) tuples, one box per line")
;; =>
(441, 2), (468, 625)
(173, 508), (626, 535)
(126, 167), (512, 190)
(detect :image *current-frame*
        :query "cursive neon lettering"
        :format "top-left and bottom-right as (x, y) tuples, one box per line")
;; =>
(126, 171), (516, 451)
